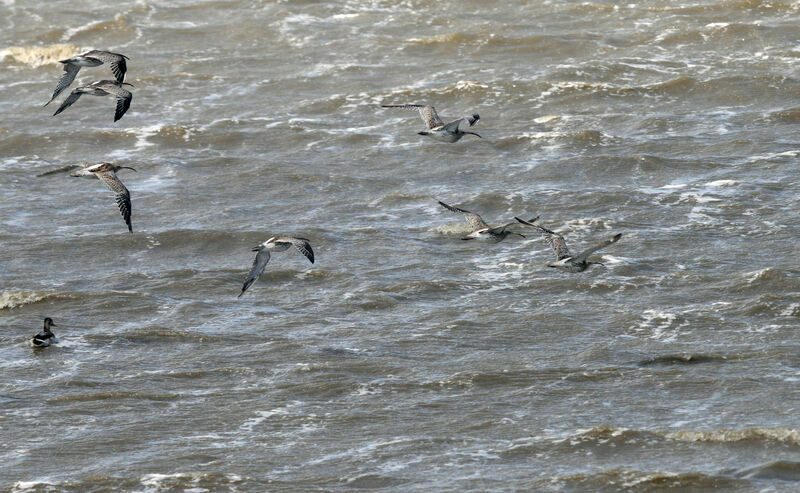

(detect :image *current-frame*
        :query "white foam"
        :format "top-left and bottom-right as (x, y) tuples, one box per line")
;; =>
(13, 481), (56, 492)
(635, 309), (680, 341)
(139, 472), (242, 491)
(534, 115), (559, 123)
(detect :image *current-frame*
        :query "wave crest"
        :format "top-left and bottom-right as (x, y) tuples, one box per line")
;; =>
(0, 43), (80, 67)
(0, 289), (76, 310)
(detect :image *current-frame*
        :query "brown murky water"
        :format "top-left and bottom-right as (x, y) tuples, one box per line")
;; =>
(1, 0), (799, 491)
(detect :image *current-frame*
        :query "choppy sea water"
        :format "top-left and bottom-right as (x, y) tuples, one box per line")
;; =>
(1, 0), (799, 491)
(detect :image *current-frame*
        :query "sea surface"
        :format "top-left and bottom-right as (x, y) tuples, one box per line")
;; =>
(1, 0), (799, 491)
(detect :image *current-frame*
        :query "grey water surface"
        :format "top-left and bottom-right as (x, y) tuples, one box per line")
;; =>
(1, 0), (799, 491)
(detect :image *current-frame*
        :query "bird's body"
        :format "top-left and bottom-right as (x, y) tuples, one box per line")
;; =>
(44, 50), (128, 106)
(29, 318), (58, 348)
(52, 80), (134, 122)
(71, 162), (136, 232)
(438, 201), (529, 242)
(515, 217), (622, 272)
(239, 236), (315, 297)
(382, 104), (481, 143)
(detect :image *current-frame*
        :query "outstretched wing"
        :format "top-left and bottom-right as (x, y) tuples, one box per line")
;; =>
(96, 172), (132, 232)
(541, 227), (570, 260)
(45, 64), (81, 106)
(382, 104), (444, 129)
(52, 90), (83, 116)
(442, 114), (480, 133)
(572, 233), (622, 263)
(438, 200), (489, 231)
(239, 249), (271, 297)
(114, 92), (132, 122)
(277, 237), (314, 264)
(109, 57), (127, 83)
(488, 218), (530, 236)
(516, 218), (570, 260)
(37, 164), (83, 177)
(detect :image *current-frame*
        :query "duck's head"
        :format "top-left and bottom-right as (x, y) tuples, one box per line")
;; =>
(43, 317), (56, 329)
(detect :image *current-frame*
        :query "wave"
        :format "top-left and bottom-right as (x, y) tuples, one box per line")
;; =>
(61, 13), (136, 42)
(638, 353), (738, 366)
(47, 390), (180, 403)
(553, 425), (800, 448)
(737, 460), (800, 481)
(0, 43), (80, 67)
(666, 428), (800, 445)
(0, 289), (78, 310)
(13, 472), (246, 492)
(735, 268), (800, 293)
(116, 326), (228, 344)
(552, 468), (745, 491)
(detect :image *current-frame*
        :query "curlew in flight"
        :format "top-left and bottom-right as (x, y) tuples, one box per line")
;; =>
(382, 104), (481, 142)
(71, 162), (136, 232)
(44, 50), (129, 106)
(52, 80), (134, 122)
(438, 200), (531, 242)
(515, 217), (622, 272)
(239, 236), (315, 298)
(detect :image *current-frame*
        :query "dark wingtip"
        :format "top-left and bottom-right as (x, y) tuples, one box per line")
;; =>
(613, 233), (622, 241)
(514, 216), (537, 226)
(417, 131), (428, 135)
(473, 114), (480, 120)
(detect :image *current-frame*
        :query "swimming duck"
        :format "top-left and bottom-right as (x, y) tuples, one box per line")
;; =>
(29, 317), (58, 348)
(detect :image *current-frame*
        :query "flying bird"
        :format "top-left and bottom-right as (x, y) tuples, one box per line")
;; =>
(52, 80), (134, 122)
(515, 217), (622, 272)
(239, 236), (315, 298)
(44, 50), (129, 106)
(382, 104), (481, 143)
(438, 200), (531, 242)
(71, 162), (136, 232)
(29, 317), (58, 348)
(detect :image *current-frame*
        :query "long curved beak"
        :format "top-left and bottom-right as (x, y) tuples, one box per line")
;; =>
(465, 131), (482, 138)
(122, 166), (137, 172)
